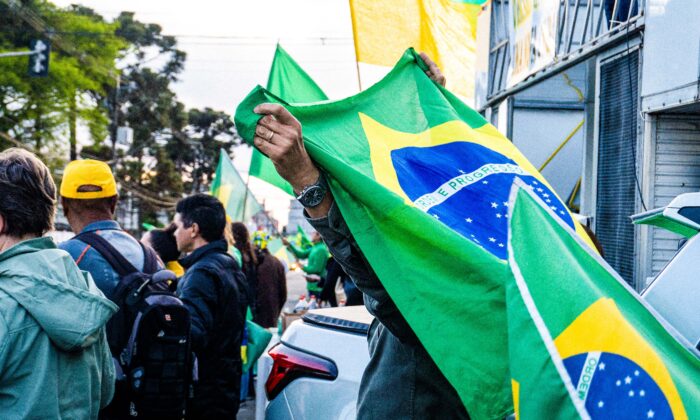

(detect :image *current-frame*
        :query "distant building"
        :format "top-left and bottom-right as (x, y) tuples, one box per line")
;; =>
(287, 199), (314, 235)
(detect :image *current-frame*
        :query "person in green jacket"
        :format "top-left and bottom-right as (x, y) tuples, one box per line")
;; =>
(0, 148), (117, 419)
(284, 231), (329, 298)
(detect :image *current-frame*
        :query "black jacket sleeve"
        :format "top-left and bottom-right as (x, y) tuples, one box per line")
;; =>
(306, 202), (419, 344)
(177, 268), (219, 352)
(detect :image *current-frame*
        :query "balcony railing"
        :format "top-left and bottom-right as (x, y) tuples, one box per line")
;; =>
(485, 0), (644, 106)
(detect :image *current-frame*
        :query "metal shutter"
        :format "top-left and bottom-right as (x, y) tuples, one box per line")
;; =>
(650, 116), (700, 275)
(596, 51), (639, 284)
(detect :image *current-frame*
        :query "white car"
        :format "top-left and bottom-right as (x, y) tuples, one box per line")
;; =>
(256, 306), (373, 420)
(634, 192), (700, 350)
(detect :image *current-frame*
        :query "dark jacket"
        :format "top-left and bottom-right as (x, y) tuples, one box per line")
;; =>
(177, 240), (248, 418)
(253, 249), (287, 328)
(307, 203), (469, 420)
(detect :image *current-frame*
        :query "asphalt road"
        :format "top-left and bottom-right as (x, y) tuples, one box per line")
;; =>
(237, 269), (307, 420)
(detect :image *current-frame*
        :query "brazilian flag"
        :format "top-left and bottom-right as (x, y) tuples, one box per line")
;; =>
(235, 49), (598, 419)
(211, 150), (263, 222)
(248, 44), (328, 196)
(507, 181), (700, 419)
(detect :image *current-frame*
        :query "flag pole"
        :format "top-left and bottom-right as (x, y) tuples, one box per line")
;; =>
(355, 60), (362, 92)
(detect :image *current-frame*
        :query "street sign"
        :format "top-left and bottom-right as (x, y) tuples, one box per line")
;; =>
(28, 39), (50, 77)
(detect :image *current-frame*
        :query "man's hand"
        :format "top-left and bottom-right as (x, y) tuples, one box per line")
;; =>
(253, 103), (332, 217)
(253, 103), (319, 192)
(420, 52), (446, 87)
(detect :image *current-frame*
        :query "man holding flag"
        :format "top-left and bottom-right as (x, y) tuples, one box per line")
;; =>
(249, 54), (468, 419)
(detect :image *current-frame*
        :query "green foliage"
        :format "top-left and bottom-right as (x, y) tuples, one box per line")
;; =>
(0, 1), (241, 230)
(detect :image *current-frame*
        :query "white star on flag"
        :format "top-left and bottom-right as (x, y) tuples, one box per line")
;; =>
(532, 181), (539, 185)
(488, 237), (496, 243)
(647, 410), (655, 418)
(598, 401), (604, 408)
(496, 214), (502, 218)
(640, 390), (645, 397)
(537, 188), (544, 192)
(599, 363), (606, 370)
(625, 376), (632, 384)
(543, 193), (549, 198)
(465, 218), (473, 223)
(502, 202), (509, 207)
(482, 180), (489, 185)
(498, 243), (504, 248)
(491, 202), (498, 208)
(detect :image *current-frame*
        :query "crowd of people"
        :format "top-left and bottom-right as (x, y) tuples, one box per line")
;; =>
(0, 54), (460, 419)
(0, 149), (302, 418)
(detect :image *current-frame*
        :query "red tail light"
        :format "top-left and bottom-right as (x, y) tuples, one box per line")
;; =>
(265, 343), (338, 400)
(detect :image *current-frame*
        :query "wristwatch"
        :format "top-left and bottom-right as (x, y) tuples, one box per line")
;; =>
(295, 172), (328, 208)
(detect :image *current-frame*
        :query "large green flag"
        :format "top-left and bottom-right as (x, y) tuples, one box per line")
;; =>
(236, 48), (600, 419)
(248, 44), (329, 196)
(507, 180), (700, 419)
(211, 150), (263, 222)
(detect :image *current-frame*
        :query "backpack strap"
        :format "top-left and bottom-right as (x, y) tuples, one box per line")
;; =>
(76, 231), (139, 277)
(141, 243), (159, 275)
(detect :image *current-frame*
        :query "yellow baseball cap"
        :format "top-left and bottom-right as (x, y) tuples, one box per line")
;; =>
(60, 159), (117, 199)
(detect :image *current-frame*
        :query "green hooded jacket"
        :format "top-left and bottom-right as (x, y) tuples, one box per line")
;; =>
(0, 237), (118, 419)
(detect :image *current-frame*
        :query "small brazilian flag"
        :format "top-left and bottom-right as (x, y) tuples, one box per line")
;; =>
(235, 48), (595, 419)
(506, 180), (700, 419)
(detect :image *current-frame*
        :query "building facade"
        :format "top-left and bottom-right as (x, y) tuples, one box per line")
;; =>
(479, 0), (700, 290)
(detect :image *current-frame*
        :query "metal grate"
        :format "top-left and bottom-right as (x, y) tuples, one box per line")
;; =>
(596, 51), (639, 284)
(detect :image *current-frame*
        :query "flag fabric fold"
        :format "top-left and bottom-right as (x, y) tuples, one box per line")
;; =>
(235, 48), (595, 419)
(506, 180), (700, 419)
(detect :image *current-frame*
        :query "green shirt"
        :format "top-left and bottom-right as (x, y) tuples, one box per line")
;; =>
(288, 241), (329, 293)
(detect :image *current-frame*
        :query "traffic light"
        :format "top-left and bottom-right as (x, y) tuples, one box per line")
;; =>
(28, 39), (50, 77)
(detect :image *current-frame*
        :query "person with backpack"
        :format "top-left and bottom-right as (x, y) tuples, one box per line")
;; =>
(59, 160), (162, 302)
(60, 160), (194, 419)
(0, 149), (116, 419)
(173, 194), (249, 418)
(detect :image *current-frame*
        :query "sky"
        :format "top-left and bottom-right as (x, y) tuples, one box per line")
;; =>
(52, 0), (362, 227)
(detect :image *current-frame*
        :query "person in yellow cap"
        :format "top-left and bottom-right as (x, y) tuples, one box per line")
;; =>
(58, 159), (163, 417)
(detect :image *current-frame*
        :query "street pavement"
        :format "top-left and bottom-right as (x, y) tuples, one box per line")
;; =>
(236, 269), (307, 420)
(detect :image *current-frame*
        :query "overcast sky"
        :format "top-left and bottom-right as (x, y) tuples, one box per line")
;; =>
(53, 0), (362, 226)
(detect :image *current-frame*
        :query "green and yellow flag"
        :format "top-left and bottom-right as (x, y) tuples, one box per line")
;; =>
(506, 181), (700, 419)
(350, 0), (486, 101)
(236, 48), (595, 419)
(248, 44), (329, 196)
(211, 150), (263, 222)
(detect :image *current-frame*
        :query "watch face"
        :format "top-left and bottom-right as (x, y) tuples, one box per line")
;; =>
(300, 185), (325, 207)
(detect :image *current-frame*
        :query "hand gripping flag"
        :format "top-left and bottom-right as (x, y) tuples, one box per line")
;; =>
(506, 180), (700, 419)
(235, 48), (595, 419)
(249, 44), (329, 196)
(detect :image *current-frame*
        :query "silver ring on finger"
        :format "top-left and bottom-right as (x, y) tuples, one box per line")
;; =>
(266, 130), (274, 141)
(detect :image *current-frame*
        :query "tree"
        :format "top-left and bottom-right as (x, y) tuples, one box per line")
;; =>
(0, 1), (124, 164)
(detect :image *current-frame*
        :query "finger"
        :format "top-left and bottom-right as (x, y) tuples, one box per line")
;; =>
(254, 135), (283, 158)
(258, 115), (291, 136)
(255, 125), (276, 143)
(419, 52), (437, 69)
(254, 103), (300, 128)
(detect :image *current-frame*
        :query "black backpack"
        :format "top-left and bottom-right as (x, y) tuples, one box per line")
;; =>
(77, 232), (194, 418)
